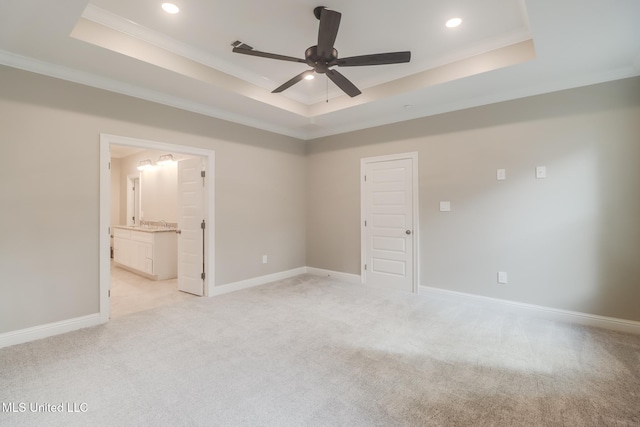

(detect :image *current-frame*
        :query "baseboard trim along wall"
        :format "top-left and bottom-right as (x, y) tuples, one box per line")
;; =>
(419, 286), (640, 335)
(211, 267), (361, 296)
(4, 270), (638, 349)
(0, 313), (102, 349)
(211, 267), (308, 297)
(305, 267), (361, 284)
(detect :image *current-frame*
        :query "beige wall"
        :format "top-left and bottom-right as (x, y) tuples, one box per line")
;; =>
(0, 66), (306, 334)
(307, 77), (640, 322)
(1, 63), (638, 336)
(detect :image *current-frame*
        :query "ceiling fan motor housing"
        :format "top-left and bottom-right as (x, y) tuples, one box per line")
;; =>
(305, 46), (338, 73)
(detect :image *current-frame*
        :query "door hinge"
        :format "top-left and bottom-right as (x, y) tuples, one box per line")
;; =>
(364, 264), (367, 271)
(364, 175), (367, 182)
(364, 220), (367, 227)
(201, 171), (206, 178)
(108, 290), (110, 297)
(108, 162), (111, 170)
(201, 220), (206, 230)
(201, 272), (206, 280)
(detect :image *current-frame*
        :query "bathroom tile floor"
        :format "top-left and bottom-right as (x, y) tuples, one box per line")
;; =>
(109, 261), (197, 318)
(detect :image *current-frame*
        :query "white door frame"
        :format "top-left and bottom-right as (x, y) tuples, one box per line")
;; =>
(99, 133), (215, 323)
(360, 152), (419, 293)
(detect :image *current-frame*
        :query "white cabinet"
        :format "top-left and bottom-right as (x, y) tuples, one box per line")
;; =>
(113, 227), (177, 280)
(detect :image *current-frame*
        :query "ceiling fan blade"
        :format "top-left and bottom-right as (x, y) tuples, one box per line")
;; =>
(335, 51), (412, 67)
(317, 8), (341, 58)
(272, 70), (315, 93)
(326, 69), (361, 97)
(232, 47), (306, 64)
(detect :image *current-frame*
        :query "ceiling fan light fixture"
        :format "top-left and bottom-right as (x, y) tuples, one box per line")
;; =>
(446, 17), (462, 28)
(161, 3), (180, 14)
(304, 74), (315, 80)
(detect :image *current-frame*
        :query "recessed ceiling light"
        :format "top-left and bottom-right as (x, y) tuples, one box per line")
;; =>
(162, 3), (180, 14)
(446, 17), (462, 28)
(304, 74), (315, 81)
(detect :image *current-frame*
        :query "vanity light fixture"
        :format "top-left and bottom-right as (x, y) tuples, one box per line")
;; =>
(137, 159), (155, 171)
(157, 153), (176, 165)
(162, 3), (180, 14)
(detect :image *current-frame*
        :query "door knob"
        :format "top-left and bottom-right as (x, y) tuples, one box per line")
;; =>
(406, 230), (412, 235)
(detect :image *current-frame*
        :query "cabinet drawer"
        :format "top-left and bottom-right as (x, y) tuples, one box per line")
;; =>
(113, 228), (130, 239)
(131, 230), (154, 243)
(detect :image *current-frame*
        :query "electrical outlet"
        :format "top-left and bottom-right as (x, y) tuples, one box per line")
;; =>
(262, 255), (268, 264)
(497, 169), (506, 181)
(498, 271), (508, 284)
(536, 166), (546, 179)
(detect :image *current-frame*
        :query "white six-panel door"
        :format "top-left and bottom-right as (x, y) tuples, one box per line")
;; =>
(362, 154), (417, 292)
(177, 157), (205, 296)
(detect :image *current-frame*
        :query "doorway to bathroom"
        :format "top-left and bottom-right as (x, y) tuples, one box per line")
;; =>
(110, 145), (199, 317)
(99, 134), (215, 322)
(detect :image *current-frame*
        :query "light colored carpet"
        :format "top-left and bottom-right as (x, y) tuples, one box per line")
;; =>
(1, 274), (639, 426)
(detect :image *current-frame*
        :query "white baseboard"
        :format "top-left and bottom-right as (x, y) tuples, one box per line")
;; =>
(1, 266), (353, 348)
(10, 273), (634, 351)
(305, 267), (361, 284)
(420, 286), (640, 335)
(211, 267), (308, 296)
(0, 313), (102, 349)
(211, 267), (361, 297)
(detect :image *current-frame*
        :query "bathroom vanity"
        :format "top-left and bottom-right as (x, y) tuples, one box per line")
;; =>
(112, 226), (177, 280)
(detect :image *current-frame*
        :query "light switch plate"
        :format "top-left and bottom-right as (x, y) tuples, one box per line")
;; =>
(440, 201), (451, 212)
(497, 169), (506, 181)
(498, 271), (508, 284)
(536, 166), (546, 179)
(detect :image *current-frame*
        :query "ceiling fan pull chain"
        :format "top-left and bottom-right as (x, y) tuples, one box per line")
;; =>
(326, 75), (329, 103)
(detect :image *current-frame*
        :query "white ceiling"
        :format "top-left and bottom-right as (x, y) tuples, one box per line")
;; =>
(1, 1), (639, 140)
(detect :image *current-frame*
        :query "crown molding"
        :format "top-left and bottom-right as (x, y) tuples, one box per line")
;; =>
(2, 48), (637, 142)
(304, 65), (640, 140)
(81, 3), (274, 93)
(0, 49), (306, 139)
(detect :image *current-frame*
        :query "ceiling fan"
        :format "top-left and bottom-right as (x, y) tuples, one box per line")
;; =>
(232, 6), (411, 97)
